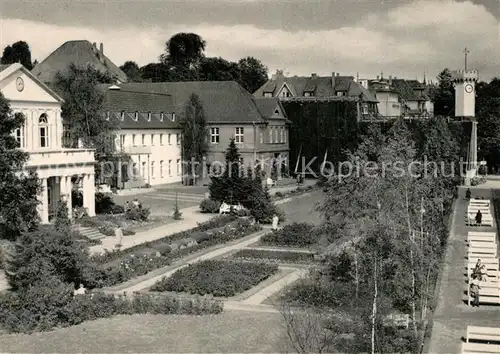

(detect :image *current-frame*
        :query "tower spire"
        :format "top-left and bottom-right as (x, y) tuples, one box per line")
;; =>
(464, 46), (470, 71)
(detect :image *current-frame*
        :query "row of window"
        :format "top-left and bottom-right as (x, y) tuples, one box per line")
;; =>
(265, 91), (347, 98)
(107, 111), (175, 122)
(120, 133), (181, 147)
(15, 113), (50, 148)
(135, 159), (181, 179)
(209, 126), (287, 145)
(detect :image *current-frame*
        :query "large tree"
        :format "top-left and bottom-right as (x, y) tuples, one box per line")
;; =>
(161, 32), (206, 69)
(119, 61), (142, 82)
(54, 64), (119, 182)
(476, 78), (500, 172)
(237, 56), (269, 93)
(1, 41), (34, 70)
(430, 68), (455, 116)
(0, 93), (41, 240)
(198, 57), (240, 81)
(180, 93), (209, 184)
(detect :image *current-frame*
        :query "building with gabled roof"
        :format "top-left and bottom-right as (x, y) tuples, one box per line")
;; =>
(101, 81), (291, 181)
(96, 85), (181, 189)
(31, 40), (128, 86)
(1, 63), (96, 223)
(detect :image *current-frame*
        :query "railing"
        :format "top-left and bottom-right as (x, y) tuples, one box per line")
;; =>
(25, 148), (95, 167)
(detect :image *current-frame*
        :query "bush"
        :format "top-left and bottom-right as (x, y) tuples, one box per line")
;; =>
(0, 281), (222, 334)
(471, 176), (487, 186)
(125, 206), (150, 221)
(150, 260), (278, 297)
(173, 206), (182, 220)
(261, 222), (316, 247)
(98, 224), (115, 236)
(200, 199), (221, 213)
(232, 249), (316, 263)
(123, 229), (136, 236)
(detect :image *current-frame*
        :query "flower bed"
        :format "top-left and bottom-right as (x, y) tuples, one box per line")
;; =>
(150, 260), (278, 297)
(260, 222), (317, 247)
(90, 216), (262, 288)
(232, 249), (316, 264)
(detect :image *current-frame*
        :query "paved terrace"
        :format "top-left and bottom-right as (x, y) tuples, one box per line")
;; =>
(426, 185), (500, 354)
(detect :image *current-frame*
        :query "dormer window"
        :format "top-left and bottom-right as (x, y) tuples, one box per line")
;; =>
(274, 109), (279, 115)
(304, 92), (313, 97)
(106, 111), (110, 121)
(171, 112), (176, 122)
(134, 111), (139, 121)
(147, 112), (152, 121)
(160, 112), (164, 122)
(264, 92), (272, 98)
(120, 111), (125, 121)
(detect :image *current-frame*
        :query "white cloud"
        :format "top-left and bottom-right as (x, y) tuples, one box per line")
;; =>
(0, 0), (498, 80)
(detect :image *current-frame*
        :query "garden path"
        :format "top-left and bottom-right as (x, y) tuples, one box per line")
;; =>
(89, 205), (214, 255)
(425, 184), (500, 354)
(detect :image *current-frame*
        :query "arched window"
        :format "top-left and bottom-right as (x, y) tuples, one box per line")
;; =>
(39, 113), (49, 148)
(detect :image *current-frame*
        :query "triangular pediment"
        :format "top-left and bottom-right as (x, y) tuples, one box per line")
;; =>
(276, 82), (295, 97)
(0, 64), (63, 104)
(272, 104), (285, 118)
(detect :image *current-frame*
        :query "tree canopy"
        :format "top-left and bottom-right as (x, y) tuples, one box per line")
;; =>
(161, 32), (206, 68)
(119, 61), (142, 82)
(477, 77), (500, 172)
(0, 92), (41, 240)
(1, 41), (34, 70)
(429, 68), (454, 116)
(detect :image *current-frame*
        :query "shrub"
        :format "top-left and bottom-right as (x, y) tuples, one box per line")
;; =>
(54, 200), (71, 232)
(98, 224), (115, 236)
(110, 204), (125, 214)
(274, 191), (284, 199)
(122, 229), (136, 236)
(0, 282), (222, 334)
(261, 222), (316, 247)
(125, 206), (150, 221)
(471, 176), (486, 186)
(150, 260), (278, 297)
(232, 249), (316, 263)
(173, 206), (182, 220)
(5, 226), (97, 291)
(200, 199), (221, 213)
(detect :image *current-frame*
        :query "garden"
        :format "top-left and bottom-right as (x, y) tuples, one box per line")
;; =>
(231, 248), (316, 264)
(259, 222), (319, 248)
(150, 259), (279, 297)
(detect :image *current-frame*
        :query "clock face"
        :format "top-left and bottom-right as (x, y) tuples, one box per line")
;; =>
(16, 77), (24, 92)
(465, 84), (473, 93)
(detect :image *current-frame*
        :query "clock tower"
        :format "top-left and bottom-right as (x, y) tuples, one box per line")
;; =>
(452, 69), (478, 118)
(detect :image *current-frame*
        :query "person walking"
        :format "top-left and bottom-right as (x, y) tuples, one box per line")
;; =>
(115, 226), (123, 249)
(470, 275), (481, 307)
(475, 209), (482, 226)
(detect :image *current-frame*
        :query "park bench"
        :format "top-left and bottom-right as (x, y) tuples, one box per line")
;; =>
(467, 235), (497, 246)
(468, 205), (491, 211)
(461, 342), (500, 353)
(469, 198), (491, 205)
(466, 268), (499, 282)
(466, 257), (499, 269)
(466, 325), (500, 343)
(467, 231), (497, 240)
(468, 246), (497, 258)
(466, 214), (494, 227)
(466, 286), (500, 305)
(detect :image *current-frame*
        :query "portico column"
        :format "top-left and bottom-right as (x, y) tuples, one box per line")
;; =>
(60, 176), (73, 219)
(37, 178), (49, 224)
(83, 173), (95, 217)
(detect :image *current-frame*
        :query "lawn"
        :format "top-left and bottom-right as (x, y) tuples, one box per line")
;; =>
(0, 312), (291, 353)
(150, 260), (279, 297)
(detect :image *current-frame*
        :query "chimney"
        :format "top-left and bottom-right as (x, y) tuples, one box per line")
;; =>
(336, 73), (340, 77)
(376, 75), (380, 80)
(389, 75), (392, 85)
(311, 73), (317, 78)
(93, 42), (96, 48)
(100, 43), (103, 54)
(332, 72), (336, 88)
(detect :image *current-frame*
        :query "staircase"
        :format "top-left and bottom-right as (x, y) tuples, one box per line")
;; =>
(72, 224), (107, 241)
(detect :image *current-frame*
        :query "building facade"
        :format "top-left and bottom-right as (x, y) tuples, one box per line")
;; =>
(106, 81), (290, 180)
(254, 70), (379, 116)
(100, 85), (182, 188)
(0, 63), (96, 223)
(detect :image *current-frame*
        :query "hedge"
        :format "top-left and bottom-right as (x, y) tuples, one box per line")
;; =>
(232, 249), (316, 263)
(150, 260), (279, 297)
(0, 280), (222, 334)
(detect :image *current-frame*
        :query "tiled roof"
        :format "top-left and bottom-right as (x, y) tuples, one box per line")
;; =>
(31, 40), (128, 84)
(109, 81), (268, 124)
(253, 98), (287, 119)
(98, 86), (179, 129)
(391, 79), (428, 101)
(0, 64), (10, 74)
(254, 74), (378, 102)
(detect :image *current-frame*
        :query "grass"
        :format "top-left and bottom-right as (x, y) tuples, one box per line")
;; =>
(232, 249), (316, 264)
(0, 313), (290, 353)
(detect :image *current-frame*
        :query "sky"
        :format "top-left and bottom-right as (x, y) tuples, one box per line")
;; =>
(0, 0), (499, 82)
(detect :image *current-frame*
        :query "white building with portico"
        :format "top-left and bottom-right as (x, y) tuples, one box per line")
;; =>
(0, 63), (96, 223)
